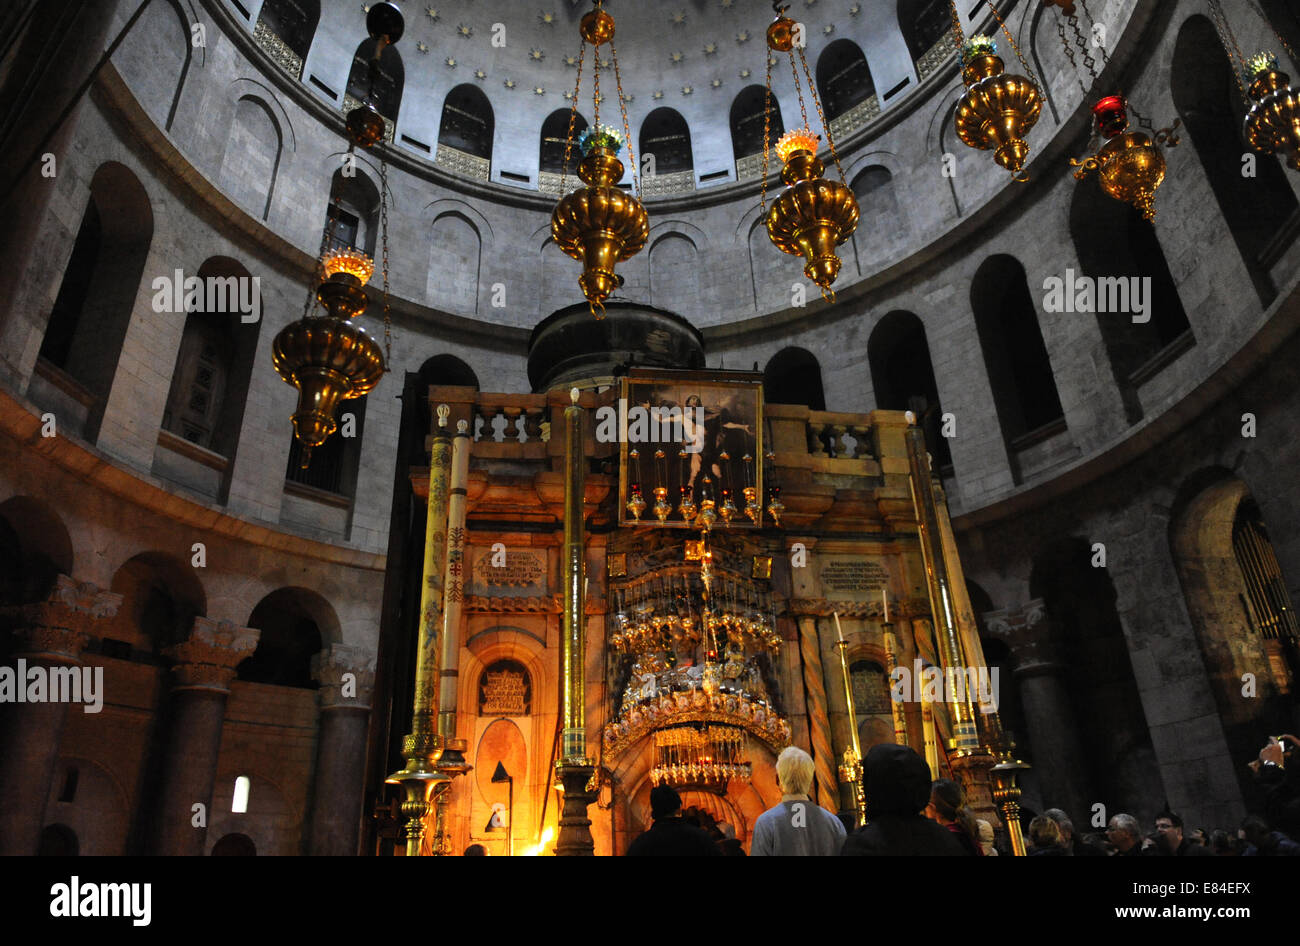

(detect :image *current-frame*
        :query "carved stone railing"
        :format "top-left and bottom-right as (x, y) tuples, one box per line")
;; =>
(916, 29), (960, 81)
(472, 394), (551, 458)
(806, 411), (874, 460)
(253, 19), (303, 80)
(538, 170), (569, 195)
(341, 93), (394, 143)
(641, 169), (695, 198)
(435, 143), (490, 181)
(828, 94), (881, 142)
(735, 151), (768, 182)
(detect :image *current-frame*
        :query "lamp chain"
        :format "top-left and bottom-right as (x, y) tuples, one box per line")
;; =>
(1245, 0), (1299, 64)
(947, 0), (965, 52)
(983, 1), (1041, 90)
(561, 41), (587, 194)
(796, 46), (845, 183)
(380, 156), (392, 367)
(592, 31), (601, 130)
(1207, 0), (1249, 103)
(761, 54), (774, 215)
(610, 37), (640, 198)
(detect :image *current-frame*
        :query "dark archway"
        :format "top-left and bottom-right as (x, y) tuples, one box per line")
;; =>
(240, 587), (333, 688)
(1069, 179), (1194, 423)
(439, 84), (494, 160)
(256, 0), (319, 73)
(729, 85), (784, 159)
(640, 108), (693, 174)
(868, 311), (951, 472)
(970, 255), (1065, 466)
(0, 496), (72, 607)
(37, 823), (78, 856)
(1171, 15), (1299, 305)
(816, 39), (875, 120)
(108, 552), (206, 656)
(763, 347), (825, 411)
(539, 108), (588, 175)
(211, 832), (257, 855)
(898, 0), (955, 70)
(324, 166), (380, 257)
(346, 37), (403, 120)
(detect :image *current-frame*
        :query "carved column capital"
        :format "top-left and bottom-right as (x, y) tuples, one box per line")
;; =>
(312, 644), (376, 709)
(6, 575), (122, 660)
(164, 617), (260, 692)
(982, 599), (1062, 677)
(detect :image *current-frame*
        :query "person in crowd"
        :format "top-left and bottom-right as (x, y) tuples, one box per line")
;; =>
(1105, 813), (1143, 856)
(1187, 828), (1209, 848)
(976, 819), (998, 856)
(463, 843), (488, 856)
(841, 744), (967, 856)
(715, 822), (746, 856)
(1150, 809), (1213, 857)
(1239, 815), (1300, 856)
(926, 778), (982, 856)
(1210, 829), (1239, 856)
(751, 746), (847, 855)
(1027, 815), (1066, 856)
(1044, 807), (1107, 856)
(1252, 734), (1300, 840)
(626, 785), (721, 856)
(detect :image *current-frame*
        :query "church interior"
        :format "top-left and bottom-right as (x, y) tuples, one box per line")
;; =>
(1, 0), (1299, 859)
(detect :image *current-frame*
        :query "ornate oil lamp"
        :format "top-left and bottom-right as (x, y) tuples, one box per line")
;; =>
(953, 34), (1042, 178)
(1243, 53), (1300, 171)
(757, 4), (859, 301)
(1071, 96), (1177, 221)
(549, 1), (647, 318)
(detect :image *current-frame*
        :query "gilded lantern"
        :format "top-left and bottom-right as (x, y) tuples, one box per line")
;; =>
(953, 36), (1042, 177)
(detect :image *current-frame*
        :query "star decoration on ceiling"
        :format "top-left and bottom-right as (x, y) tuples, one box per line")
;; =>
(562, 90), (575, 101)
(563, 53), (578, 67)
(736, 30), (750, 43)
(704, 42), (718, 55)
(415, 41), (429, 53)
(804, 0), (818, 6)
(670, 51), (684, 64)
(474, 68), (486, 79)
(504, 78), (517, 88)
(445, 57), (456, 67)
(652, 90), (664, 99)
(682, 85), (693, 95)
(849, 3), (861, 14)
(530, 47), (545, 61)
(739, 67), (751, 78)
(624, 93), (635, 104)
(710, 78), (722, 88)
(824, 24), (834, 34)
(426, 7), (439, 21)
(457, 23), (472, 38)
(599, 57), (612, 68)
(539, 11), (556, 25)
(670, 11), (686, 25)
(533, 86), (546, 95)
(361, 4), (371, 13)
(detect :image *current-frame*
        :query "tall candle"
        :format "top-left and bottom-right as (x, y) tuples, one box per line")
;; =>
(833, 611), (845, 643)
(882, 588), (889, 623)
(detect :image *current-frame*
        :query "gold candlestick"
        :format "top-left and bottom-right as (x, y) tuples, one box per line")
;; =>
(833, 612), (866, 828)
(881, 621), (909, 747)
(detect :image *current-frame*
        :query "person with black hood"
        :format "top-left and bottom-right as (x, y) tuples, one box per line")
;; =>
(841, 744), (968, 856)
(626, 785), (721, 856)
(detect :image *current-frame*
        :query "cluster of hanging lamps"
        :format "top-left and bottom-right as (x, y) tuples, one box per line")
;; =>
(272, 3), (401, 466)
(1049, 0), (1180, 220)
(1204, 0), (1300, 172)
(947, 1), (1043, 180)
(549, 0), (648, 318)
(758, 2), (859, 303)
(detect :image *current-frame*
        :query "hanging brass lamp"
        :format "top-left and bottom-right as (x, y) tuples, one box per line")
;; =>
(1243, 53), (1300, 171)
(549, 1), (648, 318)
(952, 32), (1042, 179)
(273, 2), (401, 466)
(1071, 96), (1174, 221)
(757, 3), (859, 302)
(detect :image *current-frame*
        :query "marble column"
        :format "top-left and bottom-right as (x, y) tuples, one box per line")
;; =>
(0, 575), (121, 855)
(984, 600), (1093, 821)
(795, 615), (841, 812)
(307, 644), (375, 856)
(151, 617), (259, 856)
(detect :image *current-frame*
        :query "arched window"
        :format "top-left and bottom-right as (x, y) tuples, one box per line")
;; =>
(1234, 499), (1300, 641)
(1069, 178), (1193, 423)
(439, 84), (494, 161)
(285, 395), (367, 498)
(640, 107), (693, 174)
(970, 256), (1065, 463)
(160, 258), (261, 473)
(763, 347), (826, 411)
(108, 551), (206, 655)
(231, 776), (250, 813)
(899, 0), (956, 75)
(0, 497), (73, 607)
(346, 37), (403, 121)
(479, 660), (532, 716)
(1172, 16), (1298, 305)
(254, 0), (319, 77)
(816, 39), (875, 121)
(241, 587), (333, 688)
(851, 165), (903, 260)
(323, 166), (380, 256)
(539, 108), (588, 175)
(868, 311), (951, 472)
(729, 85), (784, 160)
(36, 163), (153, 440)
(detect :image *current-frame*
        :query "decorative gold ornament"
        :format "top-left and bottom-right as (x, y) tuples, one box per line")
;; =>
(953, 51), (1042, 178)
(320, 246), (375, 284)
(1070, 96), (1177, 221)
(1244, 66), (1300, 171)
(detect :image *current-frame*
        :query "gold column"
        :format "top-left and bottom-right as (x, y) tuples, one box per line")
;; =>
(904, 424), (979, 752)
(385, 405), (453, 856)
(556, 388), (595, 856)
(432, 417), (473, 855)
(881, 622), (910, 746)
(831, 613), (866, 828)
(795, 616), (840, 810)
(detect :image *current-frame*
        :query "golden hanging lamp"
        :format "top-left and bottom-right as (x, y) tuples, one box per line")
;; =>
(952, 31), (1042, 179)
(549, 1), (648, 318)
(1070, 97), (1176, 221)
(1243, 54), (1300, 171)
(272, 2), (401, 466)
(758, 3), (859, 302)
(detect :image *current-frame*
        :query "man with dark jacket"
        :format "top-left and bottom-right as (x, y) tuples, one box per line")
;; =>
(626, 785), (721, 856)
(841, 744), (967, 856)
(1148, 810), (1213, 857)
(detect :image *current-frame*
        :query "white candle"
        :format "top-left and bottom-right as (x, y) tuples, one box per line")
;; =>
(833, 611), (845, 643)
(882, 588), (889, 624)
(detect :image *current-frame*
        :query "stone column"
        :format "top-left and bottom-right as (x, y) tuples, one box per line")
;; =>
(151, 618), (259, 856)
(0, 575), (121, 855)
(984, 601), (1092, 821)
(307, 644), (375, 856)
(795, 615), (841, 812)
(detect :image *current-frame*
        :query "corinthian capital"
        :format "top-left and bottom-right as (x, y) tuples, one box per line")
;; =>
(164, 617), (260, 691)
(312, 643), (376, 708)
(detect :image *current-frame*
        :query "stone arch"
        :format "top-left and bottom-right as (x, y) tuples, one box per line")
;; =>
(816, 38), (875, 120)
(763, 346), (826, 411)
(113, 0), (195, 132)
(35, 161), (153, 441)
(439, 83), (494, 161)
(347, 36), (403, 121)
(850, 164), (903, 266)
(219, 94), (283, 220)
(747, 217), (794, 312)
(428, 211), (482, 315)
(239, 586), (339, 687)
(107, 551), (207, 655)
(325, 164), (381, 256)
(868, 310), (950, 471)
(640, 107), (693, 174)
(648, 232), (700, 317)
(540, 108), (588, 175)
(44, 758), (129, 856)
(1171, 14), (1299, 305)
(0, 496), (73, 604)
(729, 85), (784, 160)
